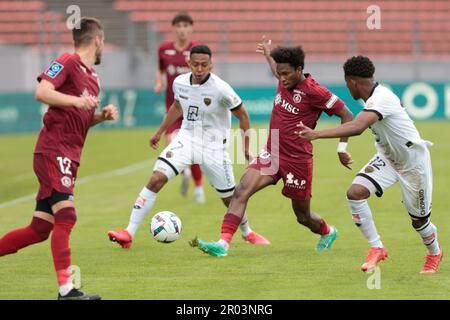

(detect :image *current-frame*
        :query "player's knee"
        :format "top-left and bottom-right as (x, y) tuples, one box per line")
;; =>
(411, 217), (429, 229)
(54, 207), (77, 228)
(30, 216), (53, 241)
(233, 184), (251, 202)
(148, 172), (168, 192)
(346, 185), (369, 200)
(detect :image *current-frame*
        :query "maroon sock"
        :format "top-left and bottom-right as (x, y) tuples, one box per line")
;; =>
(191, 164), (203, 187)
(220, 213), (242, 243)
(51, 207), (77, 286)
(0, 217), (53, 256)
(318, 219), (331, 236)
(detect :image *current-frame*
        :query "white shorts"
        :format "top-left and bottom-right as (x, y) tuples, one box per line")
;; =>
(153, 131), (235, 198)
(352, 149), (432, 220)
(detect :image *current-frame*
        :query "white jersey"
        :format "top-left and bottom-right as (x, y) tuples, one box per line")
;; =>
(363, 83), (428, 170)
(172, 72), (242, 146)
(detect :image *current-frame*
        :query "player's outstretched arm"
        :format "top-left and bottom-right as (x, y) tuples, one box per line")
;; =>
(296, 111), (379, 140)
(232, 104), (251, 161)
(256, 35), (279, 79)
(35, 79), (98, 110)
(332, 105), (354, 169)
(150, 100), (183, 149)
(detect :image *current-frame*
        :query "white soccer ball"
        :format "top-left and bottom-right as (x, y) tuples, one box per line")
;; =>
(150, 211), (182, 243)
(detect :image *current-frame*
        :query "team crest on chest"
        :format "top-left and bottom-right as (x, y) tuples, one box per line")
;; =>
(203, 97), (212, 106)
(293, 93), (302, 103)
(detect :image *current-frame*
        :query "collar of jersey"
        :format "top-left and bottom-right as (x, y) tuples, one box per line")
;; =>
(368, 82), (379, 99)
(190, 73), (211, 86)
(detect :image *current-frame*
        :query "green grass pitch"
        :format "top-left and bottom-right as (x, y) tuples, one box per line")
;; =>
(0, 122), (449, 299)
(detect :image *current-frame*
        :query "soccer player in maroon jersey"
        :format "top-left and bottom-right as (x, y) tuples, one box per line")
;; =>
(0, 17), (118, 299)
(155, 11), (205, 203)
(191, 38), (354, 256)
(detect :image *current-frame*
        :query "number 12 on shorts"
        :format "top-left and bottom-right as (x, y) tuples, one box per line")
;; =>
(57, 156), (72, 175)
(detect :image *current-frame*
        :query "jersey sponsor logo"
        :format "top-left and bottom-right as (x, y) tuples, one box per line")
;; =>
(187, 106), (200, 121)
(61, 176), (72, 188)
(167, 65), (191, 75)
(285, 172), (306, 189)
(275, 93), (299, 114)
(164, 49), (176, 56)
(203, 97), (212, 106)
(45, 61), (64, 78)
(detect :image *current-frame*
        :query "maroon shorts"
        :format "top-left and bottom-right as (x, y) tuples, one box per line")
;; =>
(248, 152), (313, 200)
(33, 153), (78, 201)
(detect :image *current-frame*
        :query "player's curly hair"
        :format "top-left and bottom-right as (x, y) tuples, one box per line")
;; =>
(343, 56), (375, 78)
(190, 44), (212, 57)
(270, 46), (305, 69)
(172, 11), (194, 25)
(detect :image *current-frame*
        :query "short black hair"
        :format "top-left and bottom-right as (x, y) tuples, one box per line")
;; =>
(172, 11), (194, 25)
(343, 56), (375, 78)
(190, 44), (212, 57)
(72, 17), (103, 48)
(270, 46), (305, 69)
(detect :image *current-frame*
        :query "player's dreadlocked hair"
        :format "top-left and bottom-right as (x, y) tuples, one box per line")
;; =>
(343, 56), (375, 78)
(172, 11), (194, 25)
(190, 44), (212, 57)
(270, 46), (305, 69)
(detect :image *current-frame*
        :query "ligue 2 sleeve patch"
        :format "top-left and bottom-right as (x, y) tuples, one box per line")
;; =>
(45, 61), (64, 78)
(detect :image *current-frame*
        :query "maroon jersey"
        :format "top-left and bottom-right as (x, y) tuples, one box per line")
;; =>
(267, 74), (344, 161)
(158, 41), (197, 110)
(35, 53), (100, 163)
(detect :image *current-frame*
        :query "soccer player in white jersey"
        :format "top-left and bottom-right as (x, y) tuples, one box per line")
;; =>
(297, 56), (443, 273)
(108, 45), (269, 248)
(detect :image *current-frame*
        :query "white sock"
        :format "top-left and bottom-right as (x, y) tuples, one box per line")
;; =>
(348, 198), (383, 248)
(126, 187), (157, 237)
(414, 219), (441, 255)
(218, 239), (229, 250)
(59, 282), (74, 296)
(239, 217), (252, 237)
(183, 167), (191, 178)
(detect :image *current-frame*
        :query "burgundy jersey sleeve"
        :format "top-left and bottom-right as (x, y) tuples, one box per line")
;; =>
(37, 54), (74, 89)
(310, 85), (345, 116)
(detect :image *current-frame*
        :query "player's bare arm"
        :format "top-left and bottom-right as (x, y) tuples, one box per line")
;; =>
(150, 100), (183, 149)
(297, 110), (379, 140)
(90, 104), (119, 127)
(332, 105), (354, 169)
(232, 103), (251, 161)
(35, 79), (98, 110)
(256, 35), (279, 79)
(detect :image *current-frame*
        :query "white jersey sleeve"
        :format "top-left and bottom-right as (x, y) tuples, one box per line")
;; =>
(172, 78), (180, 102)
(363, 84), (401, 120)
(218, 81), (242, 111)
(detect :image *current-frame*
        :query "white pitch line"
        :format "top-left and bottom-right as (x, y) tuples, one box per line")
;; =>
(0, 160), (153, 209)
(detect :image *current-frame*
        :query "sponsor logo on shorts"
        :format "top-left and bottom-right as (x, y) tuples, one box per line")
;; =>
(61, 176), (72, 188)
(285, 172), (306, 190)
(419, 189), (426, 215)
(166, 151), (173, 158)
(133, 196), (146, 210)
